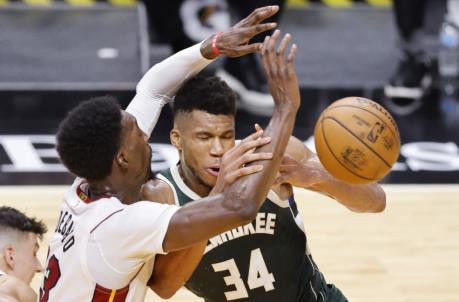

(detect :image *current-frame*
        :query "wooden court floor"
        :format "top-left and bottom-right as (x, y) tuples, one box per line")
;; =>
(0, 185), (458, 302)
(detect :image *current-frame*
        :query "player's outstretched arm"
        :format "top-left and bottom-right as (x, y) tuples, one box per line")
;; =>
(143, 129), (272, 299)
(274, 137), (386, 213)
(126, 6), (278, 136)
(162, 30), (301, 252)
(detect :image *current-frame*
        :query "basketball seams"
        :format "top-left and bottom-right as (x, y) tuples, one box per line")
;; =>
(323, 116), (392, 168)
(326, 104), (400, 142)
(318, 117), (377, 182)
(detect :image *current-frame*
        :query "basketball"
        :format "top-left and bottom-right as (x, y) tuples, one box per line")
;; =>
(314, 97), (401, 184)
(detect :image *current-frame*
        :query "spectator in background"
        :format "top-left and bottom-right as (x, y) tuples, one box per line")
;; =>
(142, 0), (285, 116)
(384, 1), (459, 103)
(0, 206), (47, 302)
(384, 0), (436, 101)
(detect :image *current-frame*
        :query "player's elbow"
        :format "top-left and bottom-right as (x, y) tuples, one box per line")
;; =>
(150, 282), (180, 299)
(372, 196), (386, 213)
(367, 187), (386, 213)
(238, 203), (259, 224)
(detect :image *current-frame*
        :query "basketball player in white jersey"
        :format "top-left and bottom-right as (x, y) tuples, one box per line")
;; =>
(0, 206), (47, 302)
(40, 6), (304, 302)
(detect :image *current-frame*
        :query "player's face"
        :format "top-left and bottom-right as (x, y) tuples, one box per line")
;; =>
(175, 110), (235, 189)
(120, 112), (152, 185)
(13, 233), (42, 284)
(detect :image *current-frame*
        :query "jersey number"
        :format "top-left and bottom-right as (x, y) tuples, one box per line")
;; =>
(212, 248), (275, 301)
(40, 255), (61, 302)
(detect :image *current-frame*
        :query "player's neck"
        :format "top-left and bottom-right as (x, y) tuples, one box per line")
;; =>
(178, 165), (211, 197)
(88, 179), (140, 205)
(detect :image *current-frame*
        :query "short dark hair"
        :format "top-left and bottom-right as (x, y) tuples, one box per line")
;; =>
(173, 75), (236, 117)
(0, 207), (47, 239)
(57, 96), (122, 181)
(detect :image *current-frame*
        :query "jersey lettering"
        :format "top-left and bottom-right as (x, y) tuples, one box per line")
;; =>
(205, 213), (277, 253)
(55, 210), (76, 253)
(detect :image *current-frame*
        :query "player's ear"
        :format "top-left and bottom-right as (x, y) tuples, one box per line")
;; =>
(170, 128), (182, 150)
(3, 245), (15, 269)
(115, 151), (129, 169)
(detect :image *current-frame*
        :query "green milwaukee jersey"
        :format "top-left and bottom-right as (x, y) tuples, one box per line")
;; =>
(157, 164), (330, 302)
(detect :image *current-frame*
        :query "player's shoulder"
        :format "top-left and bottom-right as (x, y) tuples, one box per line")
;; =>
(141, 178), (176, 205)
(0, 275), (36, 302)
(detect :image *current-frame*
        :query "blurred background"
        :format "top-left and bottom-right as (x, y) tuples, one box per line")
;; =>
(0, 1), (459, 301)
(0, 0), (458, 185)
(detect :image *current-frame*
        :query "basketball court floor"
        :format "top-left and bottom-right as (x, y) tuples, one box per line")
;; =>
(1, 184), (458, 302)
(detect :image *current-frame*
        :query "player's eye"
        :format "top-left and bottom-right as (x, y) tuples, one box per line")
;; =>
(196, 134), (210, 140)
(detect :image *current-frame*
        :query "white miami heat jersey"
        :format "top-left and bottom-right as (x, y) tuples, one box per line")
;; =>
(39, 178), (179, 302)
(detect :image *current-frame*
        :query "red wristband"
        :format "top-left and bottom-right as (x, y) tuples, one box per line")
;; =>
(212, 32), (222, 56)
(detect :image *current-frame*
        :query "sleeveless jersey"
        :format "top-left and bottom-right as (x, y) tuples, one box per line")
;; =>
(157, 165), (326, 302)
(39, 177), (179, 302)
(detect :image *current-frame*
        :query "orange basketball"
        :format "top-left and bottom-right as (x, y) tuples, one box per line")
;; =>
(314, 97), (401, 184)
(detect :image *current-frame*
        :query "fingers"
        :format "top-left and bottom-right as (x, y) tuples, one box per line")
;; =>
(238, 136), (271, 154)
(239, 152), (273, 166)
(254, 22), (277, 36)
(262, 29), (282, 76)
(254, 123), (263, 132)
(243, 6), (279, 26)
(260, 35), (271, 76)
(225, 165), (264, 184)
(230, 43), (263, 57)
(277, 33), (291, 60)
(287, 44), (298, 75)
(240, 129), (264, 144)
(223, 134), (271, 165)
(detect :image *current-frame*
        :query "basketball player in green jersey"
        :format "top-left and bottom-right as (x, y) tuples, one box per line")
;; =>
(144, 31), (386, 301)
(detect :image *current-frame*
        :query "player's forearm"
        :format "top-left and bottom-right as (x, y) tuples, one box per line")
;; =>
(312, 177), (386, 213)
(126, 42), (214, 136)
(136, 42), (213, 99)
(149, 241), (206, 299)
(224, 105), (298, 213)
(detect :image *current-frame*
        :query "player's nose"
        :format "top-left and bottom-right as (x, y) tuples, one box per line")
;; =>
(210, 138), (224, 156)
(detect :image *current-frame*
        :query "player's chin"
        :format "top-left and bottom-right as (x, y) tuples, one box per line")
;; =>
(202, 170), (218, 186)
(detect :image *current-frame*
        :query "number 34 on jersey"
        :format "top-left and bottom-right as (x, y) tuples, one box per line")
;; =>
(212, 248), (275, 301)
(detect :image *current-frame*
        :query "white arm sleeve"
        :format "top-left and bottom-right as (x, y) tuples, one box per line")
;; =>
(86, 201), (179, 288)
(126, 42), (214, 136)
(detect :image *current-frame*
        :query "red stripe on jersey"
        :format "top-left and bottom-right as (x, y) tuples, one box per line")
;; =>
(76, 181), (111, 204)
(91, 284), (129, 302)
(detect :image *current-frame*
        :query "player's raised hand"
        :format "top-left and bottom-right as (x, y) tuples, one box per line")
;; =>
(201, 6), (279, 59)
(273, 154), (324, 188)
(211, 128), (273, 195)
(260, 30), (300, 111)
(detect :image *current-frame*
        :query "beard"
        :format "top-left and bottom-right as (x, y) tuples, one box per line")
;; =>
(184, 162), (214, 193)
